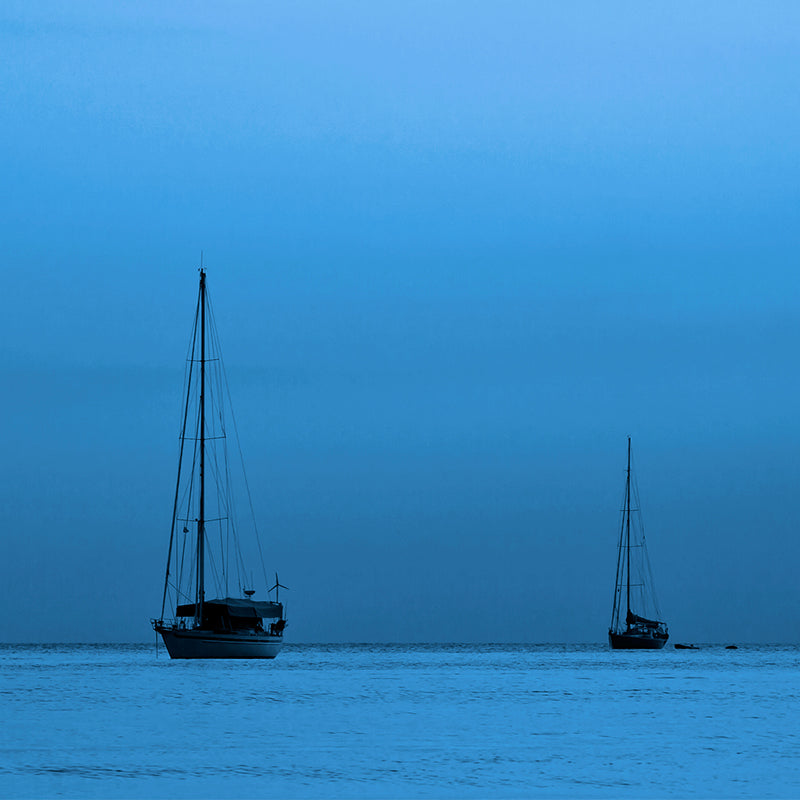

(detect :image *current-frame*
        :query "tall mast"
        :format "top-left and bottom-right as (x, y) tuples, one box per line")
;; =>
(625, 435), (631, 625)
(196, 269), (206, 625)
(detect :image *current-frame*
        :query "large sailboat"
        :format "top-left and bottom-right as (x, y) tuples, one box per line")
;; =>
(152, 268), (287, 659)
(608, 437), (668, 650)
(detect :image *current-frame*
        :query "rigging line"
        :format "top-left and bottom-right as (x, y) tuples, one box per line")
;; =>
(642, 536), (662, 617)
(211, 324), (248, 596)
(630, 451), (646, 538)
(183, 532), (197, 611)
(167, 581), (194, 604)
(170, 385), (199, 614)
(203, 297), (248, 597)
(206, 395), (248, 596)
(176, 376), (202, 516)
(216, 384), (249, 595)
(226, 508), (231, 597)
(203, 352), (232, 522)
(218, 502), (226, 592)
(625, 438), (632, 624)
(206, 424), (232, 586)
(177, 297), (200, 421)
(220, 357), (271, 593)
(218, 423), (242, 592)
(208, 293), (270, 594)
(629, 455), (663, 618)
(205, 531), (223, 597)
(213, 350), (235, 597)
(611, 472), (629, 627)
(183, 397), (202, 531)
(161, 289), (200, 620)
(206, 441), (236, 550)
(177, 527), (189, 603)
(610, 483), (627, 629)
(178, 401), (202, 603)
(175, 410), (201, 601)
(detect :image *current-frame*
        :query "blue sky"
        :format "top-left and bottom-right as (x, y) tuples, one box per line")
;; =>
(1, 1), (799, 642)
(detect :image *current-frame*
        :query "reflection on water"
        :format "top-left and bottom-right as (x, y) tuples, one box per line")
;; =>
(1, 644), (798, 798)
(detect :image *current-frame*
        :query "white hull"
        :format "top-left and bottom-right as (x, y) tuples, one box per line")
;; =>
(159, 628), (283, 659)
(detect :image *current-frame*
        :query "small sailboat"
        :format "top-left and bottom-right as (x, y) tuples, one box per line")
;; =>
(152, 268), (287, 659)
(608, 437), (668, 650)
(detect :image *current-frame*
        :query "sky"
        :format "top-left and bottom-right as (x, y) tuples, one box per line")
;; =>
(1, 1), (799, 643)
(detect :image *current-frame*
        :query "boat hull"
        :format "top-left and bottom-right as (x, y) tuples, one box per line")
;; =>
(158, 628), (283, 659)
(609, 630), (668, 650)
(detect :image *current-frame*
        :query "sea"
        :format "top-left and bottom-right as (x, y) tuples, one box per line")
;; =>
(1, 643), (798, 799)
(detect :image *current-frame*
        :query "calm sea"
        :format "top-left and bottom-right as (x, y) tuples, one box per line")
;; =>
(1, 643), (798, 798)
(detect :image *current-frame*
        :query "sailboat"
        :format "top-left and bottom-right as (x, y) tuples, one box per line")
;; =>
(608, 437), (668, 650)
(152, 268), (287, 659)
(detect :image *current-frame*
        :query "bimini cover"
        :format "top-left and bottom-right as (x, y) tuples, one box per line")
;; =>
(176, 597), (283, 619)
(626, 610), (663, 628)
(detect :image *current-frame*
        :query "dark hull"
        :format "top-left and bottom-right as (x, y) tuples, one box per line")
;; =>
(609, 630), (668, 650)
(157, 627), (282, 659)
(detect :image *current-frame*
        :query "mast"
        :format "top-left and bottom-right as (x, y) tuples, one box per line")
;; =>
(625, 435), (631, 625)
(196, 269), (206, 626)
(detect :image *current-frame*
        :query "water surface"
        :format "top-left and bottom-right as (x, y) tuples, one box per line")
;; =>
(1, 644), (798, 797)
